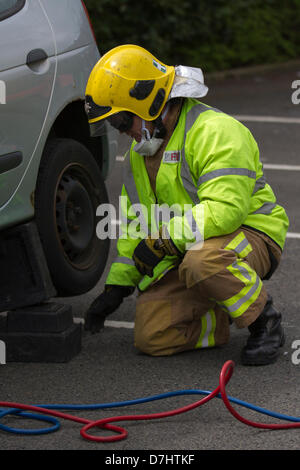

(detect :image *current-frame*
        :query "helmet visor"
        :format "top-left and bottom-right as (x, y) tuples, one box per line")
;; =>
(89, 111), (134, 137)
(107, 112), (134, 132)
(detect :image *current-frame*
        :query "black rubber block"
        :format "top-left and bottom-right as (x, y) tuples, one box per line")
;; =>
(7, 303), (73, 333)
(0, 323), (82, 363)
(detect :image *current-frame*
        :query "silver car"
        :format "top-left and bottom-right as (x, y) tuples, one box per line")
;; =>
(0, 0), (116, 307)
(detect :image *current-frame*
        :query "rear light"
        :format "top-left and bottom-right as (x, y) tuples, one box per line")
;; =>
(81, 1), (97, 42)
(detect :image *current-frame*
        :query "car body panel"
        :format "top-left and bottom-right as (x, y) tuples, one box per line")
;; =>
(0, 56), (57, 209)
(39, 0), (95, 55)
(0, 0), (56, 210)
(0, 0), (117, 231)
(0, 0), (56, 71)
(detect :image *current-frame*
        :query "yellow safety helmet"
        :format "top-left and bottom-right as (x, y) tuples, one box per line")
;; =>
(85, 44), (175, 134)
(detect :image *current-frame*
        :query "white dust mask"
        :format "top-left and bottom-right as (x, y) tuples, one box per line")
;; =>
(133, 121), (164, 157)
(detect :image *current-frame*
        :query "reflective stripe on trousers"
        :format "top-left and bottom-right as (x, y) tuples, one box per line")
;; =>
(195, 308), (217, 348)
(214, 232), (263, 320)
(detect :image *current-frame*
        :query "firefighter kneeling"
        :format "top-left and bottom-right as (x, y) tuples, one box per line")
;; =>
(84, 44), (289, 366)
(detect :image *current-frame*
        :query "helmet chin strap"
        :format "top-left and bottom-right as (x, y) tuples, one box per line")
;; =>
(142, 102), (170, 140)
(140, 122), (152, 141)
(133, 103), (170, 157)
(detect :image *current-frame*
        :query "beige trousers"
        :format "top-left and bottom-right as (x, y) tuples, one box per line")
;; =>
(134, 226), (282, 356)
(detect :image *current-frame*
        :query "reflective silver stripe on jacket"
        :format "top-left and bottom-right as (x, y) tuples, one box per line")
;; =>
(198, 168), (256, 186)
(251, 202), (276, 215)
(252, 175), (266, 194)
(123, 154), (150, 234)
(114, 256), (136, 266)
(180, 103), (221, 204)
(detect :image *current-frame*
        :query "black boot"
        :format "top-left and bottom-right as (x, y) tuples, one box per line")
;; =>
(241, 296), (285, 365)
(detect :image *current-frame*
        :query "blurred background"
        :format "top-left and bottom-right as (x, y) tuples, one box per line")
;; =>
(84, 0), (300, 72)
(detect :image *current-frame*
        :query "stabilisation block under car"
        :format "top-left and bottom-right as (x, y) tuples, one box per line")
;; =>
(6, 302), (74, 333)
(0, 303), (82, 363)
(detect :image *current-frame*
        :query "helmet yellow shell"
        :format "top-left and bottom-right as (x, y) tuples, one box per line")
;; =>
(85, 44), (175, 123)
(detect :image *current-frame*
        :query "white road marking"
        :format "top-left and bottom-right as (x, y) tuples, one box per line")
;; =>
(74, 317), (134, 329)
(105, 320), (135, 329)
(263, 164), (300, 171)
(286, 232), (300, 239)
(115, 160), (300, 171)
(234, 115), (300, 124)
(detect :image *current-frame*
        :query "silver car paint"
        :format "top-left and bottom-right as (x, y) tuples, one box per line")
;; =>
(0, 0), (117, 230)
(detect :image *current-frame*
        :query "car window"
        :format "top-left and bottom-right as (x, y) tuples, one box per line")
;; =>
(0, 0), (25, 21)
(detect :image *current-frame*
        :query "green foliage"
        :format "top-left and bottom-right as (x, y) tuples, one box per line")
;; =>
(84, 0), (300, 72)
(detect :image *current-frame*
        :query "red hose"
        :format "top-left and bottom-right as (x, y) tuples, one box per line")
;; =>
(219, 361), (300, 430)
(80, 371), (223, 442)
(1, 360), (300, 443)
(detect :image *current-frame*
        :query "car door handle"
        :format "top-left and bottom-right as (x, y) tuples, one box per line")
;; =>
(0, 152), (23, 175)
(26, 49), (48, 65)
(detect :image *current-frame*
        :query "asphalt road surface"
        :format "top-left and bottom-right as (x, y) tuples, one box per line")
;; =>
(1, 62), (300, 453)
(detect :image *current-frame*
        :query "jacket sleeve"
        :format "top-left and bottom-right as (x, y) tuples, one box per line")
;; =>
(166, 114), (259, 252)
(105, 184), (143, 287)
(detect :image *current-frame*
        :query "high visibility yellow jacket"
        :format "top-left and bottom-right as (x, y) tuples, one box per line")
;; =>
(106, 98), (289, 291)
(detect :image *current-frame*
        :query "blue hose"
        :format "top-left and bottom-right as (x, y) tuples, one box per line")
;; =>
(0, 408), (60, 435)
(1, 389), (300, 436)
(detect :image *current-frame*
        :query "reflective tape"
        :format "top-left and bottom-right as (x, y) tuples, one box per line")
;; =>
(197, 168), (256, 186)
(252, 175), (266, 194)
(220, 273), (262, 318)
(196, 309), (216, 348)
(123, 154), (139, 205)
(123, 154), (150, 234)
(228, 260), (252, 283)
(224, 231), (253, 258)
(220, 233), (262, 319)
(114, 256), (136, 266)
(180, 103), (222, 204)
(251, 202), (276, 215)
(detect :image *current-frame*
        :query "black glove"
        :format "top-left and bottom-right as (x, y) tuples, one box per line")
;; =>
(133, 226), (181, 277)
(84, 285), (134, 333)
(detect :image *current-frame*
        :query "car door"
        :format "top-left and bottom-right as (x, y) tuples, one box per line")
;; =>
(0, 0), (57, 209)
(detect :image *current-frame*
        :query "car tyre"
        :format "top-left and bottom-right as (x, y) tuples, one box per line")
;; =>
(35, 138), (110, 296)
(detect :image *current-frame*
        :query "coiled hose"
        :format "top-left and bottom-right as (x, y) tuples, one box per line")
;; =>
(1, 360), (300, 443)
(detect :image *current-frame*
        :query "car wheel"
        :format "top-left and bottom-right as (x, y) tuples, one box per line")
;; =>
(35, 138), (110, 296)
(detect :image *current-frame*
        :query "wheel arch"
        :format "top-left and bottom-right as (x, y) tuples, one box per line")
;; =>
(47, 99), (104, 173)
